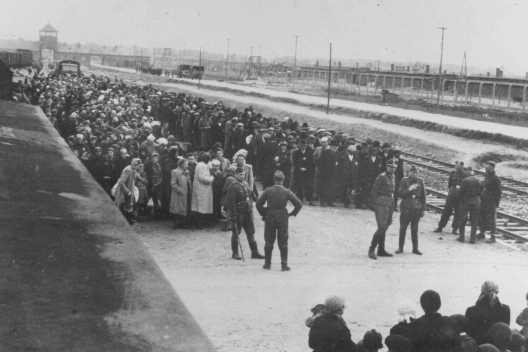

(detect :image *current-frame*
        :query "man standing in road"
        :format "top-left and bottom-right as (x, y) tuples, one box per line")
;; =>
(434, 161), (465, 234)
(396, 166), (425, 255)
(223, 171), (265, 260)
(479, 162), (501, 243)
(256, 170), (303, 271)
(368, 162), (396, 260)
(457, 167), (482, 244)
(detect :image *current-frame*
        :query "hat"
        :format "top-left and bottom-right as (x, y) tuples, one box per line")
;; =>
(347, 145), (356, 153)
(385, 334), (412, 352)
(477, 344), (500, 352)
(454, 335), (478, 352)
(363, 330), (383, 350)
(156, 138), (168, 145)
(310, 304), (327, 314)
(481, 281), (499, 295)
(488, 322), (512, 350)
(324, 296), (345, 314)
(420, 290), (441, 314)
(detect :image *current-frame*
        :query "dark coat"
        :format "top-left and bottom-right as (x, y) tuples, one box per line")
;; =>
(407, 313), (457, 352)
(399, 176), (426, 216)
(337, 152), (359, 188)
(292, 147), (315, 177)
(465, 297), (511, 344)
(481, 173), (501, 207)
(460, 175), (482, 206)
(308, 314), (356, 352)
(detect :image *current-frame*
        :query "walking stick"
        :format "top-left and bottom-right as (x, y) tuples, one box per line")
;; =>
(237, 224), (246, 262)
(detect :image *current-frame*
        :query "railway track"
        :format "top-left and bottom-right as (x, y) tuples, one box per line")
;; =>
(399, 151), (528, 244)
(401, 151), (528, 196)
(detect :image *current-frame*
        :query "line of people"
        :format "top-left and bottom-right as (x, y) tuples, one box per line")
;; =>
(434, 161), (502, 244)
(308, 282), (528, 352)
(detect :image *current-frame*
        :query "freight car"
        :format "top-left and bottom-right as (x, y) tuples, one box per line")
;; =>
(0, 49), (33, 68)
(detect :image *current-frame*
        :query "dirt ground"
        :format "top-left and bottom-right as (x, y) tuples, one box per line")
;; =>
(134, 207), (528, 352)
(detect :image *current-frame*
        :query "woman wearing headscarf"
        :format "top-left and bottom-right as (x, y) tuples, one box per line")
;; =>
(170, 158), (191, 228)
(465, 281), (511, 344)
(113, 157), (141, 224)
(191, 152), (214, 227)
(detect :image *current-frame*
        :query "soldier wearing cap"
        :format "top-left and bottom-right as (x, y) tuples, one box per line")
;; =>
(368, 161), (396, 259)
(256, 170), (303, 271)
(457, 167), (481, 244)
(396, 165), (425, 255)
(223, 169), (264, 260)
(479, 162), (501, 243)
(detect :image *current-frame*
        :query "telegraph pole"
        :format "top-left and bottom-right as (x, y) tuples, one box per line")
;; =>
(198, 48), (202, 88)
(436, 26), (447, 105)
(326, 42), (332, 114)
(225, 38), (230, 80)
(293, 35), (299, 71)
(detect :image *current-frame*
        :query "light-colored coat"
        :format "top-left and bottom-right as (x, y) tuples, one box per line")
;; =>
(170, 168), (190, 216)
(191, 162), (214, 214)
(113, 165), (136, 210)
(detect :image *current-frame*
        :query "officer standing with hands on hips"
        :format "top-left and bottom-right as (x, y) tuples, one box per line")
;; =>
(396, 166), (425, 255)
(256, 170), (303, 271)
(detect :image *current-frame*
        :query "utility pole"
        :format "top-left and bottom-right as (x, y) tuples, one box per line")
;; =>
(436, 26), (447, 105)
(460, 51), (467, 77)
(225, 38), (230, 80)
(293, 35), (299, 71)
(198, 48), (202, 88)
(327, 42), (332, 114)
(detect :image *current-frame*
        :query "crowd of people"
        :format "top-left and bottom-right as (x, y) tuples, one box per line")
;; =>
(308, 282), (528, 352)
(11, 68), (518, 351)
(16, 68), (504, 260)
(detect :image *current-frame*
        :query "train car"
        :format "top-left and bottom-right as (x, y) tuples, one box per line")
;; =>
(55, 60), (81, 76)
(0, 50), (34, 68)
(0, 59), (13, 99)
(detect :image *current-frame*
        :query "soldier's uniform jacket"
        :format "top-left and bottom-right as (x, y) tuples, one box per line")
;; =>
(481, 173), (501, 207)
(224, 180), (252, 219)
(370, 172), (394, 207)
(460, 175), (482, 205)
(398, 176), (426, 215)
(446, 170), (465, 201)
(255, 184), (302, 220)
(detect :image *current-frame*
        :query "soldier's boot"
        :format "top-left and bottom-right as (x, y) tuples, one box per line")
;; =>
(368, 247), (377, 260)
(263, 247), (272, 270)
(457, 235), (465, 243)
(249, 241), (265, 259)
(469, 232), (476, 244)
(486, 233), (496, 243)
(477, 231), (485, 240)
(280, 247), (290, 271)
(231, 237), (242, 260)
(396, 230), (405, 254)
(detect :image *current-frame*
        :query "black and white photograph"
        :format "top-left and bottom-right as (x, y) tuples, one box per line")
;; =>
(2, 1), (528, 351)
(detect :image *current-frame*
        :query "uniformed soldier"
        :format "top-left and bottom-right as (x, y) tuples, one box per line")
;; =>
(368, 162), (396, 260)
(396, 166), (425, 255)
(457, 167), (482, 244)
(479, 162), (501, 243)
(434, 161), (465, 234)
(256, 170), (303, 271)
(224, 172), (264, 260)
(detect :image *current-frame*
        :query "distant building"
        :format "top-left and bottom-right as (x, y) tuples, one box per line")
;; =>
(39, 23), (58, 66)
(496, 67), (503, 78)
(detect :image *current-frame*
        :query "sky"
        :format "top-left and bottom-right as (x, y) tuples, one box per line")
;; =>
(1, 0), (526, 75)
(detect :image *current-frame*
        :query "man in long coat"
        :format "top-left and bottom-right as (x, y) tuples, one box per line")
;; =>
(457, 167), (481, 244)
(191, 153), (214, 227)
(170, 158), (191, 228)
(396, 166), (425, 255)
(368, 162), (396, 259)
(479, 162), (501, 243)
(316, 137), (337, 206)
(292, 139), (315, 204)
